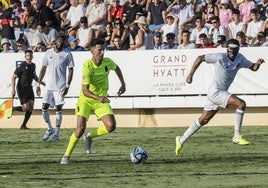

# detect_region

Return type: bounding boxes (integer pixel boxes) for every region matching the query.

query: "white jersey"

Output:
[43,48,75,90]
[205,53,253,91]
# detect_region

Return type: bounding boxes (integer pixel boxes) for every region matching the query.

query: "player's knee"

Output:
[42,104,49,111]
[106,121,116,132]
[199,118,209,126]
[238,100,246,110]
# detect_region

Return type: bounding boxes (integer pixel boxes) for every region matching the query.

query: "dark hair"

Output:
[227,39,239,46]
[25,50,33,55]
[199,33,207,39]
[90,39,105,47]
[232,9,240,15]
[210,16,220,22]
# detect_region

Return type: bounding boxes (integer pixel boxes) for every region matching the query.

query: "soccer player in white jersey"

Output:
[175,39,265,156]
[36,36,75,142]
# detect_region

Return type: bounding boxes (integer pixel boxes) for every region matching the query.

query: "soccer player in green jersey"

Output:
[61,39,126,164]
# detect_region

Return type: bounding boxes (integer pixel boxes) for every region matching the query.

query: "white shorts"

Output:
[204,87,232,111]
[42,89,65,108]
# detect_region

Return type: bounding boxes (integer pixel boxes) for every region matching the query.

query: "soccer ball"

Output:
[130,146,148,164]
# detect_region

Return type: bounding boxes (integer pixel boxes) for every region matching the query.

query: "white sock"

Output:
[234,109,244,138]
[42,109,53,130]
[55,111,62,137]
[180,119,201,144]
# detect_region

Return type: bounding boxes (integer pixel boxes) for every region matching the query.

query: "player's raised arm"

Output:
[186,55,205,84]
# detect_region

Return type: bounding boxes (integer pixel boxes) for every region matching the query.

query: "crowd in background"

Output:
[0,0,267,53]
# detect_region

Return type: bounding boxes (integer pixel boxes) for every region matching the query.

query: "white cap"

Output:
[221,0,229,4]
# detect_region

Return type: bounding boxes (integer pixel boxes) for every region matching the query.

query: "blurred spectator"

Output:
[153,31,164,50]
[147,0,167,32]
[64,36,84,51]
[239,0,256,23]
[106,34,124,50]
[30,0,61,31]
[13,0,24,21]
[76,16,95,50]
[178,30,196,49]
[1,38,15,53]
[34,21,59,49]
[32,42,46,52]
[61,0,85,32]
[190,16,208,45]
[162,32,178,49]
[227,9,246,39]
[16,38,31,52]
[167,0,195,31]
[110,18,130,50]
[213,34,227,48]
[21,0,32,29]
[23,16,38,49]
[158,13,179,43]
[85,0,107,37]
[219,0,232,29]
[260,8,268,35]
[46,0,70,27]
[203,0,219,28]
[108,0,125,23]
[252,31,268,46]
[103,22,114,47]
[130,16,154,50]
[258,0,268,21]
[245,8,263,44]
[236,31,249,47]
[208,16,228,44]
[198,33,215,48]
[0,0,20,52]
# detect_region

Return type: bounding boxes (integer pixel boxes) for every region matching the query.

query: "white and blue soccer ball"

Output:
[130,146,148,164]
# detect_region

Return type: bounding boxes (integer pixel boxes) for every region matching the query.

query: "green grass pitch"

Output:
[0,126,267,188]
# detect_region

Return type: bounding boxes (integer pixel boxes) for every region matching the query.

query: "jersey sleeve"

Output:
[238,53,253,68]
[81,60,92,85]
[205,53,221,64]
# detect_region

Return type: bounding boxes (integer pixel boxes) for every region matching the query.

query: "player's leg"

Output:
[61,115,87,164]
[20,99,34,129]
[84,103,115,154]
[41,89,54,141]
[226,94,249,145]
[175,110,218,156]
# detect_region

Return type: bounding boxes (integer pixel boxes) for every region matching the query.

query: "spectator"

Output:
[85,0,108,37]
[219,0,232,29]
[30,0,61,31]
[213,34,227,48]
[190,16,209,45]
[162,32,178,49]
[21,0,32,29]
[153,31,164,50]
[110,18,130,50]
[260,8,268,35]
[16,38,31,52]
[130,16,154,50]
[158,13,179,44]
[23,16,38,49]
[258,0,268,21]
[108,0,125,23]
[32,42,47,52]
[103,22,114,47]
[46,0,70,27]
[61,0,85,32]
[167,0,195,31]
[239,0,256,23]
[107,34,124,50]
[76,16,95,50]
[178,30,196,49]
[198,33,215,48]
[252,31,268,46]
[245,8,263,44]
[147,0,167,32]
[0,0,20,52]
[34,21,59,49]
[236,31,249,47]
[64,36,84,51]
[227,9,246,39]
[202,0,219,28]
[208,16,228,44]
[1,38,15,53]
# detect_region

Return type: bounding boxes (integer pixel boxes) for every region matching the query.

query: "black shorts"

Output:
[17,86,34,105]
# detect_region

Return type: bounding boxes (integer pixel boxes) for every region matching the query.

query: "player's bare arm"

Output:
[115,66,126,96]
[36,65,47,96]
[61,67,74,96]
[250,58,265,71]
[186,55,206,84]
[11,74,17,98]
[81,84,110,103]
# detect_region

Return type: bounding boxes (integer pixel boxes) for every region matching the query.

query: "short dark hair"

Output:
[25,50,33,55]
[199,33,207,39]
[90,39,105,48]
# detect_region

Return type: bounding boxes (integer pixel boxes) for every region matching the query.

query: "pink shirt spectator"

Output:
[219,8,232,28]
[239,0,256,23]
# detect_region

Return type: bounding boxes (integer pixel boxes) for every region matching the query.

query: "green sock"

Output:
[90,124,109,138]
[64,132,79,156]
